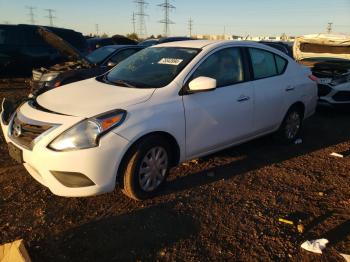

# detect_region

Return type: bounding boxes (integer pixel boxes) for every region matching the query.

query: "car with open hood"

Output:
[30,27,144,96]
[0,24,87,77]
[294,34,350,108]
[1,40,317,200]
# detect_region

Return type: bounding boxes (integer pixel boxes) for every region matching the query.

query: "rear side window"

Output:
[275,55,287,74]
[0,30,16,45]
[249,48,277,79]
[249,48,288,80]
[0,29,5,44]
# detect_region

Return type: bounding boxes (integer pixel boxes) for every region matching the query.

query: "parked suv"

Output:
[0,24,87,77]
[1,40,317,200]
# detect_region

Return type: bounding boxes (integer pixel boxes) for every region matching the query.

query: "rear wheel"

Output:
[120,136,172,200]
[276,107,303,143]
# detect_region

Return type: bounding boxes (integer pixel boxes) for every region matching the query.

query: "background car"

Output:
[0,24,87,77]
[138,36,195,47]
[1,40,317,201]
[30,41,144,96]
[294,34,350,108]
[87,35,137,53]
[259,41,294,57]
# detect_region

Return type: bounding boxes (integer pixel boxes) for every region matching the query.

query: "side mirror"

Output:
[188,76,217,93]
[107,61,117,67]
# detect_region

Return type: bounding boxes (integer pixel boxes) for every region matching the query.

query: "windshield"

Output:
[105,47,200,88]
[86,46,117,64]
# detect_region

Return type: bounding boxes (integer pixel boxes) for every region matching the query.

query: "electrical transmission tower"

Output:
[95,24,99,36]
[45,9,56,26]
[132,12,136,34]
[26,6,36,24]
[188,17,193,37]
[158,0,175,37]
[327,22,333,34]
[134,0,148,38]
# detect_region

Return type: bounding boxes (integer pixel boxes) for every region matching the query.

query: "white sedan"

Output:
[1,40,318,200]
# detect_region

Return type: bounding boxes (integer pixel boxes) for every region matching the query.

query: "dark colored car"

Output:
[259,41,293,58]
[138,36,195,47]
[0,24,87,77]
[87,37,115,52]
[30,28,144,96]
[138,38,159,47]
[87,35,137,53]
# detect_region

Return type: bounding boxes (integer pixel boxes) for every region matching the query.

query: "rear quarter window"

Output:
[249,48,288,79]
[275,55,287,74]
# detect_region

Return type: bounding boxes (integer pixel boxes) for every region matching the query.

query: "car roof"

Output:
[154,40,274,49]
[100,44,144,49]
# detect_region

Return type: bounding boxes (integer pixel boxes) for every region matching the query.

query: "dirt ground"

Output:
[0,80,349,262]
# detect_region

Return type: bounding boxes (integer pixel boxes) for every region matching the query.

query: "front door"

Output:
[183,47,254,158]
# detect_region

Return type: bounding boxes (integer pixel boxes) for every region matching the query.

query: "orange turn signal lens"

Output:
[100,115,123,130]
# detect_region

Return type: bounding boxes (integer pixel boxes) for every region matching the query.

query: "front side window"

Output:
[105,47,200,88]
[249,48,277,79]
[109,49,139,64]
[86,46,117,64]
[191,47,244,87]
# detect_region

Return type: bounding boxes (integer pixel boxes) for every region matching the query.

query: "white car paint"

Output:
[1,40,318,197]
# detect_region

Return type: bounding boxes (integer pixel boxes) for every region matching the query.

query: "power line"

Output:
[158,0,175,37]
[25,6,36,25]
[188,17,193,37]
[327,22,333,34]
[131,12,136,34]
[45,9,56,27]
[134,0,148,38]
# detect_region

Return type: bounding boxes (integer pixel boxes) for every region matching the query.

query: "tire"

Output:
[120,136,172,201]
[275,106,303,144]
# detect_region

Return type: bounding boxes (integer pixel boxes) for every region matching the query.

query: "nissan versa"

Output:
[1,40,318,200]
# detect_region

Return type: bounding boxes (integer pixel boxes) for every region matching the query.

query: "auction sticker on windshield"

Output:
[158,58,183,65]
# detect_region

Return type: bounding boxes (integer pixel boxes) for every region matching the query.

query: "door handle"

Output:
[237,95,250,102]
[286,86,295,92]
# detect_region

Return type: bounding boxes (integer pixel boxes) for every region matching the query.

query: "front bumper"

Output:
[318,80,350,106]
[1,101,130,197]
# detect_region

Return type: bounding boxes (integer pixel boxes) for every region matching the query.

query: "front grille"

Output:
[32,70,43,81]
[333,91,350,102]
[9,114,53,150]
[317,84,333,97]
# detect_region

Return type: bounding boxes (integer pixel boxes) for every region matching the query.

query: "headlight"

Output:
[49,110,126,151]
[41,72,60,82]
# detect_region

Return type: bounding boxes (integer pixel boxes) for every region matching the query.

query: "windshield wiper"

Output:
[111,79,137,88]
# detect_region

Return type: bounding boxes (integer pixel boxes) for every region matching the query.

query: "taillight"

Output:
[54,81,61,87]
[308,75,318,82]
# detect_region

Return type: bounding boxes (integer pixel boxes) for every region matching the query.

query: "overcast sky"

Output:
[1,0,349,37]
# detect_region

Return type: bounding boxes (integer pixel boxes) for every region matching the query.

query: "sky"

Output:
[0,0,349,37]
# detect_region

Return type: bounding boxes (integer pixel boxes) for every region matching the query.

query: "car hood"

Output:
[36,78,155,117]
[294,34,350,61]
[37,27,91,66]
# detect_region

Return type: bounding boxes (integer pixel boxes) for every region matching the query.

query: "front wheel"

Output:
[120,136,172,200]
[276,107,303,143]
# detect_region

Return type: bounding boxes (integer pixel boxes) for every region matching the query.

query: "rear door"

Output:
[248,47,289,133]
[183,47,254,158]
